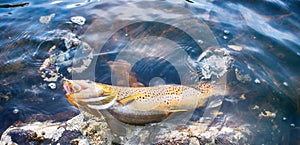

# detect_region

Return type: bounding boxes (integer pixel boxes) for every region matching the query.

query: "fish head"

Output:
[63,79,116,110]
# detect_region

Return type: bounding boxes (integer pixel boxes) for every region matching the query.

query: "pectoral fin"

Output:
[117,94,141,105]
[168,109,188,113]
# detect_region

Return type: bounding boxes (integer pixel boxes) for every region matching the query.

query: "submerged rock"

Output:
[70,16,86,26]
[0,112,248,145]
[39,14,56,24]
[0,109,269,145]
[0,112,110,145]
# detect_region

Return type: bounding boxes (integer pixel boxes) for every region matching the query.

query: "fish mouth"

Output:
[63,80,74,94]
[63,80,89,94]
[63,80,79,108]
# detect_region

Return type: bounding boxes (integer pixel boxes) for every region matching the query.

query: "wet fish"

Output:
[63,79,222,125]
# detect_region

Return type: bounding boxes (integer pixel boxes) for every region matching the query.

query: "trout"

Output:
[63,79,223,125]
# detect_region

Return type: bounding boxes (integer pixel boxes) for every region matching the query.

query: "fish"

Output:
[63,79,224,125]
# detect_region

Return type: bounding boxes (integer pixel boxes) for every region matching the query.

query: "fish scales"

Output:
[63,80,218,125]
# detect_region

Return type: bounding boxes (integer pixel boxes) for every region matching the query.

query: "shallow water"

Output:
[0,0,299,144]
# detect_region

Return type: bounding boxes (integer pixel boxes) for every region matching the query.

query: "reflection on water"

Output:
[0,0,299,144]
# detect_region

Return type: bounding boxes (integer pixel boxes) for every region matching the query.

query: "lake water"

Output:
[0,0,299,144]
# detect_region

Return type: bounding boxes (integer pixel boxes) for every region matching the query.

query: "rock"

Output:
[7,129,33,144]
[235,68,252,83]
[227,45,242,51]
[70,16,86,26]
[189,137,200,145]
[39,14,55,24]
[188,47,232,80]
[0,112,110,145]
[0,105,291,145]
[154,122,251,145]
[1,121,67,145]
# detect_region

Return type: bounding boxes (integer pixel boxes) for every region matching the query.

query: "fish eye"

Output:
[97,89,104,95]
[73,84,81,92]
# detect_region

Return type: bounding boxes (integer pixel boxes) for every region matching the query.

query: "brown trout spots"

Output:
[63,80,216,125]
[113,85,200,112]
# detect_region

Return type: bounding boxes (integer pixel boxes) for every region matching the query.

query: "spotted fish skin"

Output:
[109,84,207,124]
[63,80,216,125]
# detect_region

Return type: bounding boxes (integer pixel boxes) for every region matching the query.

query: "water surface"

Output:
[0,0,299,144]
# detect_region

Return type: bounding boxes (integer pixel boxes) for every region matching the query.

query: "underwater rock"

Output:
[0,103,292,145]
[234,68,252,83]
[39,14,56,24]
[1,121,71,144]
[70,16,86,26]
[0,112,110,145]
[0,111,254,145]
[187,47,232,80]
[38,30,94,82]
[155,124,251,144]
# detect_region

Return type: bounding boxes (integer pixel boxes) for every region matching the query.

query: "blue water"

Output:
[0,0,299,144]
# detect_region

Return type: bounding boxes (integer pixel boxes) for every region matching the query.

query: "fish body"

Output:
[63,80,217,125]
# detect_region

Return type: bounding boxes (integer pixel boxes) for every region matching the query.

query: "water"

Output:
[0,0,299,144]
